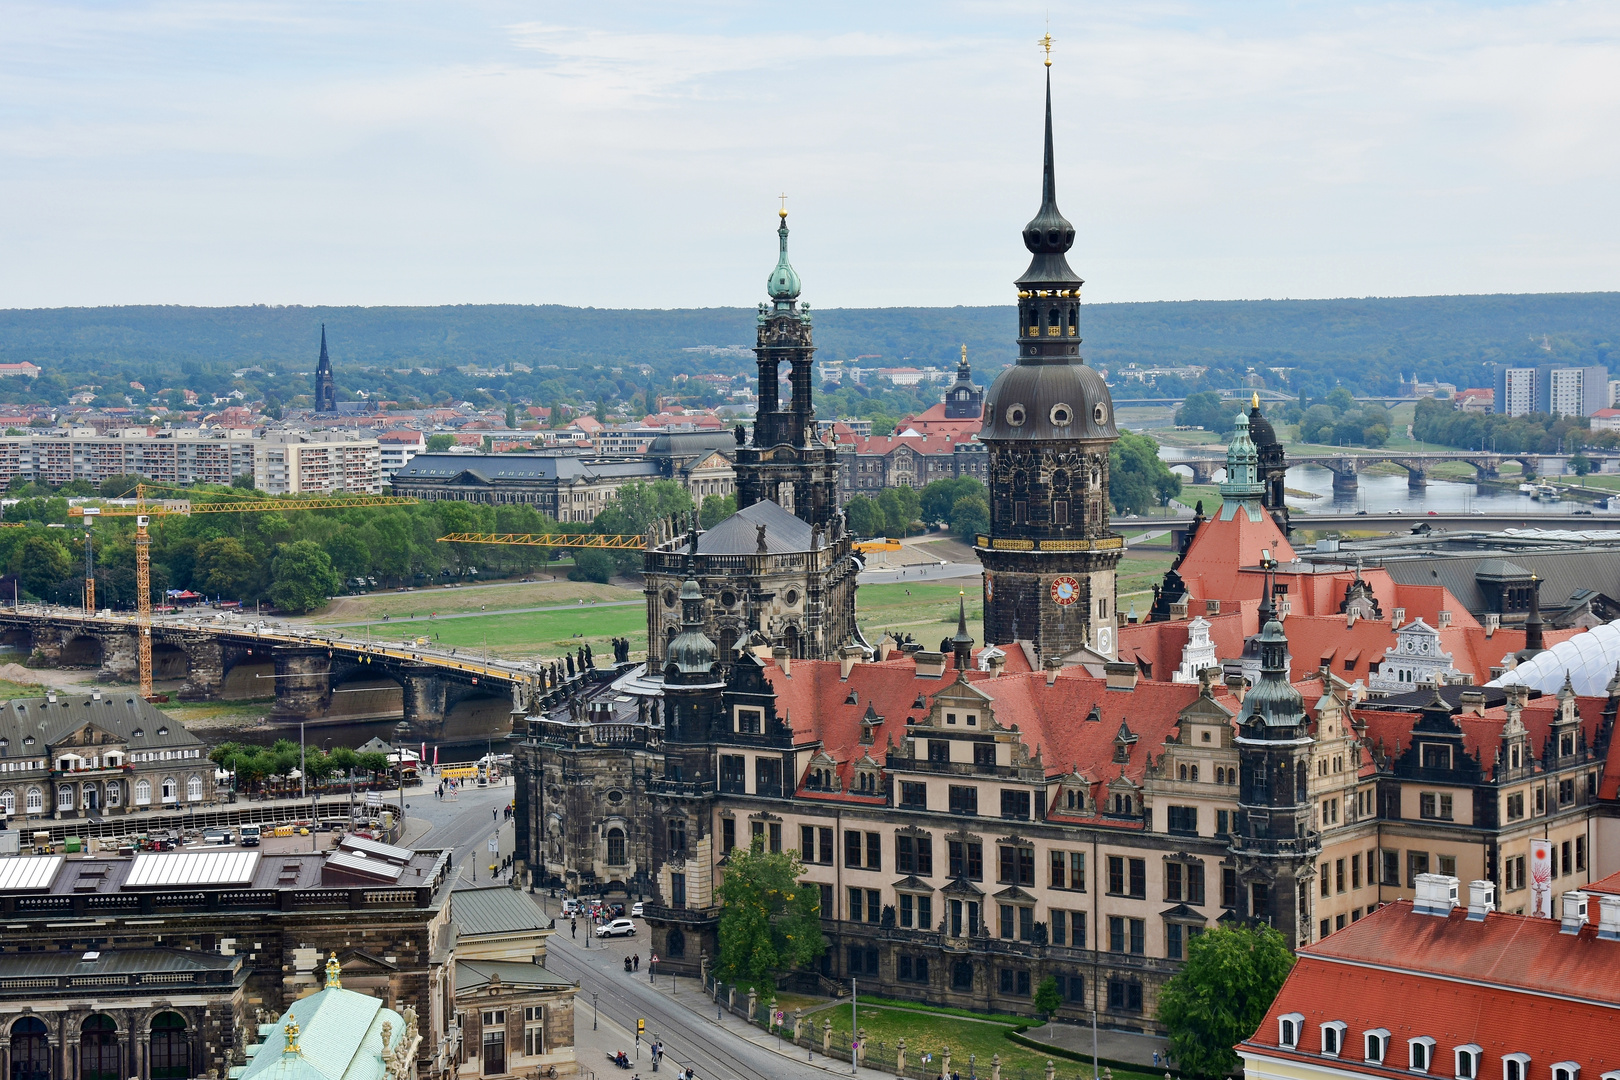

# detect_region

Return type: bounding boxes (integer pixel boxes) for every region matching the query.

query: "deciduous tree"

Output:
[1156,923,1295,1078]
[267,540,342,613]
[715,843,824,990]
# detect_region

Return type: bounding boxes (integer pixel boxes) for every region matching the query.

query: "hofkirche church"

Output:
[509,59,1620,1031]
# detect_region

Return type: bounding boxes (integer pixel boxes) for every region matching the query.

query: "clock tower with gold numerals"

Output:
[977,49,1122,659]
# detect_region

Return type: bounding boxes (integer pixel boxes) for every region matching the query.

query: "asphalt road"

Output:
[404,777,516,884]
[541,927,876,1080]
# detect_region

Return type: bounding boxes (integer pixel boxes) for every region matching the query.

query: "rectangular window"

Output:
[918,895,932,930]
[898,835,915,874]
[1321,864,1331,898]
[1000,789,1031,819]
[1507,792,1524,820]
[948,786,978,815]
[899,893,914,928]
[1222,867,1238,909]
[1577,835,1587,872]
[1053,500,1069,525]
[974,743,996,770]
[1000,903,1015,940]
[1166,862,1183,902]
[769,822,782,853]
[915,837,932,876]
[1438,854,1456,878]
[818,883,833,915]
[1167,805,1198,834]
[948,839,983,880]
[801,825,815,859]
[755,758,783,798]
[1108,916,1125,952]
[848,887,864,923]
[867,889,881,923]
[1382,849,1401,886]
[846,831,863,868]
[1505,855,1526,891]
[818,827,834,864]
[927,741,950,764]
[1109,856,1125,895]
[1407,851,1430,886]
[1559,777,1575,806]
[900,781,927,809]
[523,1008,545,1057]
[1561,840,1572,876]
[1107,980,1142,1014]
[719,755,745,794]
[1166,923,1183,960]
[722,817,736,854]
[1351,854,1362,890]
[670,872,686,908]
[1129,858,1146,898]
[1129,918,1144,955]
[737,708,762,734]
[1335,859,1345,894]
[1051,909,1067,945]
[867,832,882,871]
[1216,809,1231,836]
[1019,905,1035,941]
[1073,911,1087,948]
[1187,863,1205,906]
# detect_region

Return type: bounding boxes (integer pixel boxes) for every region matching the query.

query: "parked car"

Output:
[1573,508,1594,516]
[631,901,644,917]
[596,918,636,938]
[560,898,581,917]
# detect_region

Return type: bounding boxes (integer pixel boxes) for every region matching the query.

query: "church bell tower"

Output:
[976,52,1122,658]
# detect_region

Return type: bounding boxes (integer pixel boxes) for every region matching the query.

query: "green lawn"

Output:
[305,578,629,624]
[813,1002,1158,1080]
[857,582,982,646]
[338,603,648,660]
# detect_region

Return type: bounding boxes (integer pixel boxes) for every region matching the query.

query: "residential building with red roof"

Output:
[1456,386,1495,413]
[841,431,988,497]
[1239,880,1620,1079]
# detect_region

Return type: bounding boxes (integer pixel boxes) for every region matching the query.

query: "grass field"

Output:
[339,602,649,660]
[813,1002,1158,1080]
[306,578,629,624]
[857,582,983,646]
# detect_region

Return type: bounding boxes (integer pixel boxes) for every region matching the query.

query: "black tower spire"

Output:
[314,324,336,413]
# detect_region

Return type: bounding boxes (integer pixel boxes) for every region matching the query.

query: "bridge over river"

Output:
[1167,448,1620,490]
[0,608,590,746]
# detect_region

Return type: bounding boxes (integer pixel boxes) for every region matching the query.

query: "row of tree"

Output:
[208,740,393,793]
[1411,395,1617,454]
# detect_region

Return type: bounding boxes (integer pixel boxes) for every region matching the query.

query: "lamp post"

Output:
[592,992,598,1031]
[393,719,409,823]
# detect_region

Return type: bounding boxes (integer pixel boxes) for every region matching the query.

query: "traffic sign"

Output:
[637,1019,645,1033]
[487,836,499,853]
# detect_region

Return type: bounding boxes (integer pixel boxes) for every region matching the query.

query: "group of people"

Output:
[621,952,643,972]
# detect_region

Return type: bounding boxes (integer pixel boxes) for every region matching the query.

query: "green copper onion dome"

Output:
[766,208,801,301]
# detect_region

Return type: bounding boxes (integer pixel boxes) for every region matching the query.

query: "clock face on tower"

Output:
[1051,576,1081,606]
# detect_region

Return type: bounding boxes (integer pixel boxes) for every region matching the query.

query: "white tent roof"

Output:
[1488,618,1620,697]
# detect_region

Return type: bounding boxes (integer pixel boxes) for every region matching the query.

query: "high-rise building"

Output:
[977,62,1122,659]
[1494,364,1609,418]
[314,325,337,414]
[1495,366,1538,417]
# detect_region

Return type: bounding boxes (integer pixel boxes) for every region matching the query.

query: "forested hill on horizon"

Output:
[0,292,1614,400]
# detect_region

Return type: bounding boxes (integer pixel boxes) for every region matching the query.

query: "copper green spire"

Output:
[766,201,801,302]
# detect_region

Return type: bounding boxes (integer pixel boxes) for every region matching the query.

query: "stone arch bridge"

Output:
[0,611,544,744]
[1171,450,1620,490]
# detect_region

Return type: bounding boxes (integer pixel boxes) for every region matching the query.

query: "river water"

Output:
[1158,447,1599,516]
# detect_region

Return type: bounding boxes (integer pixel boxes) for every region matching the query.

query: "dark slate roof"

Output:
[392,453,660,485]
[1382,550,1620,614]
[454,959,574,993]
[645,431,735,460]
[0,947,240,978]
[696,500,813,556]
[0,692,204,752]
[453,886,551,938]
[1356,684,1528,713]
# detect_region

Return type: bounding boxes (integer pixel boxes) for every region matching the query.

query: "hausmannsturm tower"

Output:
[977,55,1122,659]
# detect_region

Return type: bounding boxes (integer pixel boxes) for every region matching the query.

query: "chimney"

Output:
[1104,662,1138,691]
[913,651,947,679]
[878,636,895,662]
[1044,656,1063,686]
[1392,607,1406,626]
[1597,895,1620,940]
[1438,609,1452,628]
[1466,879,1496,921]
[1346,610,1357,629]
[1412,873,1459,916]
[987,651,1006,678]
[1459,689,1486,717]
[1484,613,1500,635]
[838,645,863,680]
[1169,600,1189,620]
[1559,891,1589,934]
[91,689,102,702]
[1204,599,1221,616]
[771,646,791,677]
[1225,674,1248,705]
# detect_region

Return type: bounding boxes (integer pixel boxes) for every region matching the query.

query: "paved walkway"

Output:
[1019,1021,1169,1069]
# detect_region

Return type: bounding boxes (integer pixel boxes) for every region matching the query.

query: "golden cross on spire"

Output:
[1040,21,1053,66]
[778,192,788,219]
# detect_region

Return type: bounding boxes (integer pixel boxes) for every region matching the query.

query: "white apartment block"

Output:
[377,431,426,480]
[253,433,383,495]
[0,428,259,488]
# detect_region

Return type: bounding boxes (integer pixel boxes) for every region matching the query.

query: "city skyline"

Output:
[2,1,1617,309]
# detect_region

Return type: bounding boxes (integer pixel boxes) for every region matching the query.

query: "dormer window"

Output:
[1456,1046,1482,1080]
[1277,1013,1302,1048]
[1320,1021,1346,1057]
[1410,1036,1436,1073]
[1551,1064,1579,1080]
[157,726,168,736]
[1503,1054,1531,1080]
[1365,1030,1389,1063]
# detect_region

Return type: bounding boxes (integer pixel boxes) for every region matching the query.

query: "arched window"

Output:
[667,927,687,958]
[1190,765,1199,782]
[80,1015,119,1080]
[187,776,202,802]
[149,1013,190,1080]
[25,787,41,814]
[105,783,120,807]
[0,789,12,815]
[606,828,626,866]
[161,778,177,803]
[1215,767,1225,785]
[12,1016,50,1080]
[57,786,73,811]
[135,779,152,806]
[1178,764,1187,781]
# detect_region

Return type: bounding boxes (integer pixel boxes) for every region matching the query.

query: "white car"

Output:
[596,918,636,938]
[631,901,644,917]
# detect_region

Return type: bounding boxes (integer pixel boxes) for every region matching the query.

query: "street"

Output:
[403,776,517,884]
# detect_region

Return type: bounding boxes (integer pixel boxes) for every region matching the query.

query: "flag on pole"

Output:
[433,746,439,767]
[421,741,427,763]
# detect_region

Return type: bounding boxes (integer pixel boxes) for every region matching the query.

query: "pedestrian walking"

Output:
[570,919,577,938]
[633,953,640,971]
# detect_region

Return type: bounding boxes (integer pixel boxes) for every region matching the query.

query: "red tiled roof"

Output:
[1243,899,1620,1070]
[1173,508,1297,604]
[1354,694,1607,769]
[849,432,972,456]
[1587,869,1620,896]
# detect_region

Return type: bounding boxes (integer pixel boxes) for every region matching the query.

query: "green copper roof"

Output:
[1218,410,1265,520]
[240,986,404,1080]
[767,212,801,301]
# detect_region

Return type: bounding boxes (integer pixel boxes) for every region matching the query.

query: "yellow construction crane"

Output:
[437,532,647,549]
[70,484,416,698]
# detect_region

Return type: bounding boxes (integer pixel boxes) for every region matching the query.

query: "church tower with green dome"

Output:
[977,53,1123,659]
[734,206,840,529]
[1218,410,1267,520]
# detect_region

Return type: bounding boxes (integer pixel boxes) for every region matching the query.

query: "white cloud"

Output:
[0,1,1615,307]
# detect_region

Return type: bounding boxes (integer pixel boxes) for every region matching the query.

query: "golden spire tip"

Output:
[778,192,788,219]
[1039,29,1053,66]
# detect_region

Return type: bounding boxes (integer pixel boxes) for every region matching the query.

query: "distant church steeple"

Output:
[314,325,336,413]
[944,344,984,420]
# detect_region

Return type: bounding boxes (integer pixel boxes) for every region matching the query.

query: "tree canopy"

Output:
[1156,923,1296,1078]
[714,842,825,990]
[1110,431,1183,513]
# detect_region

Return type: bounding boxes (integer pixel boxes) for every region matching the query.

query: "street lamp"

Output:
[592,992,598,1031]
[393,719,410,823]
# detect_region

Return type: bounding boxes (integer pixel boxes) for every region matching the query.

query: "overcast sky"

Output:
[2,1,1617,309]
